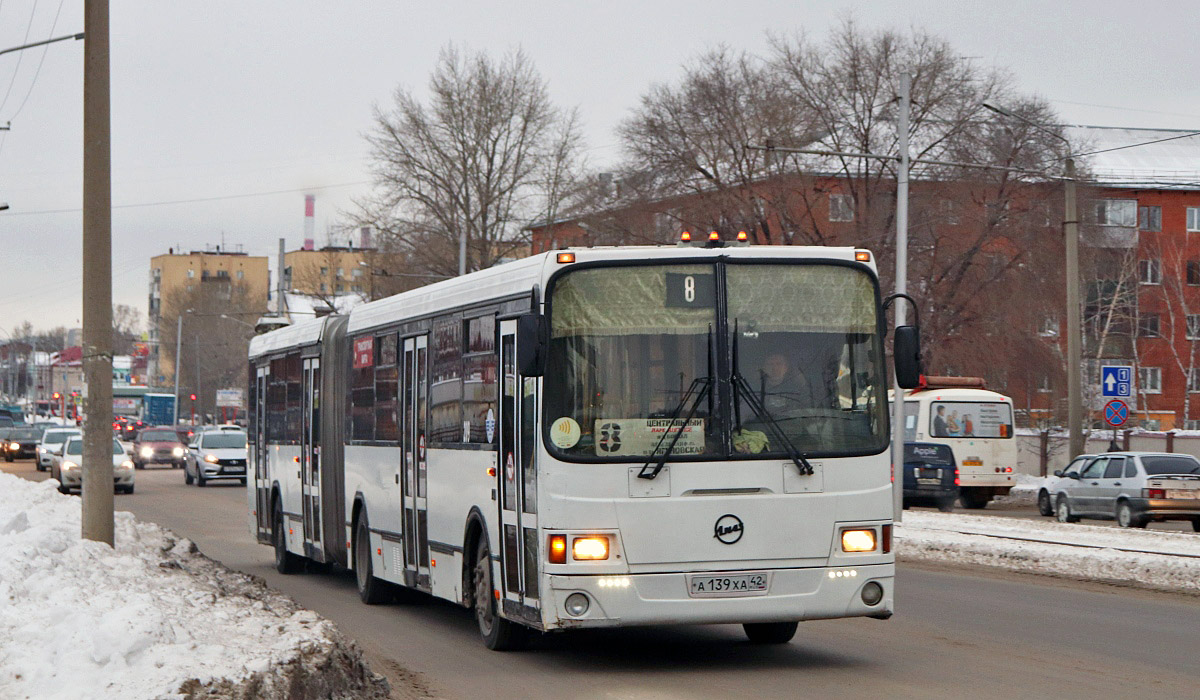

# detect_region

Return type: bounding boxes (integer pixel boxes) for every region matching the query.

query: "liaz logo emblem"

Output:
[713,514,744,544]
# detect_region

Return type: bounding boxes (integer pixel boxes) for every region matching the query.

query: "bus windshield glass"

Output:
[929,401,1012,438]
[727,263,887,456]
[546,264,720,459]
[545,262,888,460]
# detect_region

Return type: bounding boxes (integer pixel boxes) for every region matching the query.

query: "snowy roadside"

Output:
[0,472,390,700]
[896,511,1200,594]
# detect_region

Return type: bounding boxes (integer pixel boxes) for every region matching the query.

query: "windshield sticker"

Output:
[593,418,705,456]
[550,417,581,449]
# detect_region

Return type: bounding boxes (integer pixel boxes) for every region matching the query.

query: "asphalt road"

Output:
[6,456,1200,699]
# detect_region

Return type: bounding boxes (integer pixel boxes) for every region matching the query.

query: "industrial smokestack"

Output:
[360,226,372,249]
[304,195,315,251]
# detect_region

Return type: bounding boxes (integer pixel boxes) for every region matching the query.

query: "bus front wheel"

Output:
[273,500,302,574]
[743,621,798,644]
[472,543,526,651]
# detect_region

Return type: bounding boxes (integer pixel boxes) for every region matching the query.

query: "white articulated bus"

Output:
[248,242,921,649]
[897,378,1018,508]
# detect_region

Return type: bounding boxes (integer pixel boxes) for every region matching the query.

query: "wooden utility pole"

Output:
[81,0,113,545]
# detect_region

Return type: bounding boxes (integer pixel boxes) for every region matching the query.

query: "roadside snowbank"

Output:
[0,472,388,700]
[897,511,1200,594]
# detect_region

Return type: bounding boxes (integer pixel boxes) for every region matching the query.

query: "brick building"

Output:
[530,125,1200,431]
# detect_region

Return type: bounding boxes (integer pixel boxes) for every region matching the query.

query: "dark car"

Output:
[903,442,959,512]
[4,427,42,462]
[132,427,188,469]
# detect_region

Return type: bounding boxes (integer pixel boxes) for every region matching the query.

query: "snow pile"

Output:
[0,472,388,700]
[897,511,1200,593]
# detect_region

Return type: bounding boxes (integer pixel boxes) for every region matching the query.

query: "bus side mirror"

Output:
[517,314,548,377]
[893,325,922,389]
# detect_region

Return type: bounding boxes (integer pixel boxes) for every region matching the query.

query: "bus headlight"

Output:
[572,536,609,561]
[861,581,884,606]
[841,529,877,552]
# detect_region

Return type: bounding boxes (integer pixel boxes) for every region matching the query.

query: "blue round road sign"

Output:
[1104,399,1129,427]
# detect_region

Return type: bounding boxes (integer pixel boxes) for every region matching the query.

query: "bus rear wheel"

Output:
[743,621,798,644]
[959,490,991,509]
[472,543,526,651]
[354,512,389,604]
[273,500,302,574]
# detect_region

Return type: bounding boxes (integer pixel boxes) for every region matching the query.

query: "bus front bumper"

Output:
[542,563,894,630]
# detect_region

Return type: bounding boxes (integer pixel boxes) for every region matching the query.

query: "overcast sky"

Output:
[1,0,1198,333]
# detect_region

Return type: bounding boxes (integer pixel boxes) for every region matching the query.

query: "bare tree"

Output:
[356,45,586,277]
[1141,237,1197,427]
[112,304,142,356]
[161,281,265,422]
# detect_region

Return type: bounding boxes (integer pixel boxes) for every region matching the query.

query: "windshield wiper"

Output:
[730,319,814,476]
[639,325,714,480]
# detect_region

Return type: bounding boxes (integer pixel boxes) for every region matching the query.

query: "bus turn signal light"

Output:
[855,250,871,262]
[556,252,575,264]
[841,529,877,553]
[548,534,567,563]
[572,536,609,561]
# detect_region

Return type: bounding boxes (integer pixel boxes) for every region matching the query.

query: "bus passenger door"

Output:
[254,366,271,541]
[497,319,540,622]
[402,335,431,590]
[301,358,322,559]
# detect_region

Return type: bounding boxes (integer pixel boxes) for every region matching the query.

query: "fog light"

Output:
[841,529,877,552]
[861,581,884,606]
[564,592,590,617]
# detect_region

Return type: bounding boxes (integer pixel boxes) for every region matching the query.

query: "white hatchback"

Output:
[51,436,135,494]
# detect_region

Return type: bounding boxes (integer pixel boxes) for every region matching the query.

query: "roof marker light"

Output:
[708,231,720,242]
[736,231,748,242]
[556,252,575,264]
[855,251,871,262]
[680,231,691,242]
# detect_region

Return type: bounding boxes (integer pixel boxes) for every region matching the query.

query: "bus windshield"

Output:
[544,262,888,460]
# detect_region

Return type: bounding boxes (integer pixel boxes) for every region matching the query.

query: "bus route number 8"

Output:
[683,275,695,303]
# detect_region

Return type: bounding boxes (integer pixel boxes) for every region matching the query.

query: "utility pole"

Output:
[172,313,183,424]
[81,0,113,545]
[890,73,911,522]
[1064,158,1083,458]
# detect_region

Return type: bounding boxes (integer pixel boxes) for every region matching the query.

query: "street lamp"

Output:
[982,103,1083,459]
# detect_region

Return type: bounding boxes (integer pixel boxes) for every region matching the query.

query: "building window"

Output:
[337,267,344,278]
[1188,315,1200,340]
[1185,419,1200,430]
[1138,313,1160,338]
[320,266,328,276]
[335,283,344,293]
[1139,367,1161,394]
[1189,261,1200,286]
[1139,259,1161,285]
[1188,207,1200,232]
[352,268,363,279]
[1037,375,1052,393]
[187,269,195,279]
[1092,199,1137,227]
[236,270,244,280]
[1139,206,1162,232]
[829,193,854,222]
[319,282,327,293]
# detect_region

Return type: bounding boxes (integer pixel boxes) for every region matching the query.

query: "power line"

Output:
[0,0,40,115]
[1051,98,1200,122]
[7,0,66,122]
[0,179,373,216]
[1071,130,1200,159]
